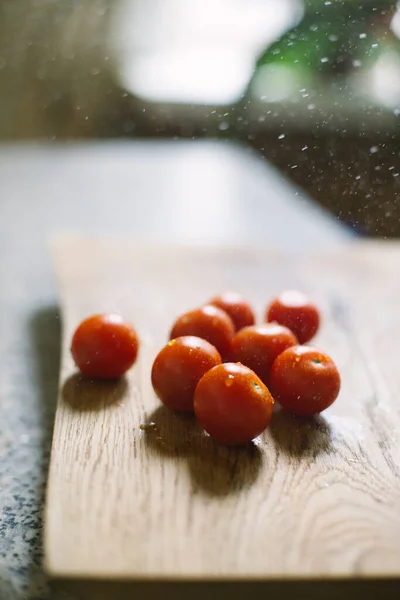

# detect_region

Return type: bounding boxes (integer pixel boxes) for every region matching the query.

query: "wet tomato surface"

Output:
[209,292,255,332]
[151,336,221,412]
[269,345,340,416]
[71,313,139,379]
[266,290,320,344]
[232,323,297,385]
[170,305,235,360]
[194,362,274,445]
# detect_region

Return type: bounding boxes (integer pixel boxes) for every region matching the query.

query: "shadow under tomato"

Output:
[269,408,332,458]
[62,373,128,412]
[144,405,263,497]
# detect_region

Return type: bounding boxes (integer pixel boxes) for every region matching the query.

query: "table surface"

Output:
[0,140,351,600]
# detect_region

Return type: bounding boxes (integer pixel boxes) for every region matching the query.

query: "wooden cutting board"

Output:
[45,237,400,581]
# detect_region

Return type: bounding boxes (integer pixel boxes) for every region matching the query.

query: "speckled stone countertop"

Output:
[0,141,349,600]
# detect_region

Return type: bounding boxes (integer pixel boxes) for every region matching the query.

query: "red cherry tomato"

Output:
[266,290,320,344]
[194,363,274,445]
[232,324,297,385]
[151,336,222,412]
[269,345,340,416]
[209,292,255,332]
[71,313,139,379]
[170,305,235,361]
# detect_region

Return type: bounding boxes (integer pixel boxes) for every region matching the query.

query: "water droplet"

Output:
[218,121,229,131]
[320,57,329,63]
[140,422,157,431]
[307,103,316,110]
[353,59,362,68]
[328,34,338,42]
[359,33,367,39]
[278,133,285,139]
[225,375,234,387]
[319,481,330,489]
[369,145,379,154]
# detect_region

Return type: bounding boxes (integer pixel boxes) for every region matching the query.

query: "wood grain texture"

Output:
[45,237,400,580]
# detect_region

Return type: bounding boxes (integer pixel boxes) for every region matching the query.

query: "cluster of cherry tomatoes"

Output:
[71,291,340,446]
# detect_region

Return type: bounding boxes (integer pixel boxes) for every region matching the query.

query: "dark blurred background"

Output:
[0,0,399,236]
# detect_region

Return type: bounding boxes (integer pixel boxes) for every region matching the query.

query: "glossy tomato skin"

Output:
[71,313,139,379]
[269,345,340,416]
[169,305,235,361]
[151,336,221,412]
[209,292,255,332]
[266,290,320,344]
[194,363,274,445]
[232,324,297,385]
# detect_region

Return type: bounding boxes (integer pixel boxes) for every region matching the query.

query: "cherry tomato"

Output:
[269,345,340,416]
[71,313,139,379]
[232,324,297,385]
[151,336,221,412]
[194,363,274,445]
[209,292,255,332]
[170,305,235,360]
[266,290,320,344]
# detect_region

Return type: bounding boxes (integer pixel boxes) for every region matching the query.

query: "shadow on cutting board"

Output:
[54,578,400,600]
[269,409,332,458]
[144,405,263,497]
[62,373,128,411]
